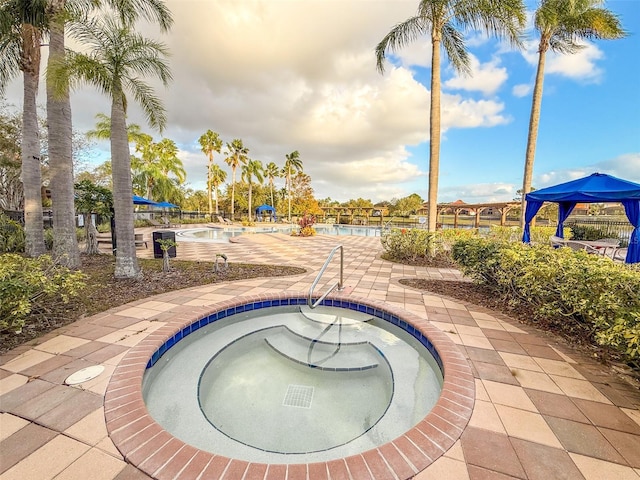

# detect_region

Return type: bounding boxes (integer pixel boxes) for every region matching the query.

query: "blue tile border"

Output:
[145,296,444,374]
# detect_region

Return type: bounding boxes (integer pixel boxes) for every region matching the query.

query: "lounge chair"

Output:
[149,218,169,228]
[565,240,600,254]
[612,247,628,262]
[549,235,566,248]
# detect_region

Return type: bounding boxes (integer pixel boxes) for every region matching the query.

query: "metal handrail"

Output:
[308,245,344,309]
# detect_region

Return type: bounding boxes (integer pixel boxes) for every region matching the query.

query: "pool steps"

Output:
[264,325,380,371]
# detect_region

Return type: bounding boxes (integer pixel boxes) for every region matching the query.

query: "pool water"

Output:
[142,305,443,463]
[176,225,381,243]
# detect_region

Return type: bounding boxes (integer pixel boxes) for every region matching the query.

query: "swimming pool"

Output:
[105,293,474,480]
[176,224,382,243]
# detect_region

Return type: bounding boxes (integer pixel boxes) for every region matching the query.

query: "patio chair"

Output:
[134,233,148,249]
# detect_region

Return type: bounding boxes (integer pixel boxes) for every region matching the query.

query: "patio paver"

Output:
[1,229,638,479]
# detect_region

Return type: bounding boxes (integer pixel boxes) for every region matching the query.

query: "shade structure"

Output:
[522,173,640,263]
[155,201,179,209]
[132,195,158,206]
[255,204,275,214]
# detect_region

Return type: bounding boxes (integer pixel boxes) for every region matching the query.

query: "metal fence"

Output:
[565,218,633,244]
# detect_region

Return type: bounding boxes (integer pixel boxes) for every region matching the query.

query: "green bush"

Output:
[381,228,478,261]
[568,224,616,241]
[487,225,572,244]
[381,228,437,261]
[0,254,87,333]
[0,214,25,253]
[452,238,640,363]
[44,228,54,250]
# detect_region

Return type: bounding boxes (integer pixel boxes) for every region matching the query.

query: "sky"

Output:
[4,0,640,204]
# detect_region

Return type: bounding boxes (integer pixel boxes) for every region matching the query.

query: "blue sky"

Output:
[404,0,640,203]
[4,0,639,204]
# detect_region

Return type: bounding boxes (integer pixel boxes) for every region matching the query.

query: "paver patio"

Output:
[1,228,639,479]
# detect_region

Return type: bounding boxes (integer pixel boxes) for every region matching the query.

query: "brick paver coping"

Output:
[104,292,474,480]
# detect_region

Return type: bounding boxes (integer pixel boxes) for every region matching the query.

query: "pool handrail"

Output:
[308,244,344,309]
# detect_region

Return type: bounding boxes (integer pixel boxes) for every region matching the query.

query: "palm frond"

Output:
[375,15,431,74]
[125,76,166,132]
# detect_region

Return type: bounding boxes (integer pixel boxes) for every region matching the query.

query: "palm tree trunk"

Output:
[231,167,236,220]
[520,46,547,228]
[21,33,45,257]
[270,181,274,209]
[214,186,219,215]
[248,183,252,221]
[47,4,80,268]
[207,158,213,219]
[111,90,140,278]
[287,171,292,221]
[427,36,442,233]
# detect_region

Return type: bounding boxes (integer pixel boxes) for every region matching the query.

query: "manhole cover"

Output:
[65,365,105,385]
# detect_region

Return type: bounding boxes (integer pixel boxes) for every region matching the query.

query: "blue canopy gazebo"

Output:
[255,204,275,214]
[255,204,276,220]
[522,173,640,264]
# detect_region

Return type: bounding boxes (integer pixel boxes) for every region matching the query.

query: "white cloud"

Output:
[535,153,640,188]
[444,55,509,96]
[520,38,605,82]
[512,83,532,97]
[438,183,517,203]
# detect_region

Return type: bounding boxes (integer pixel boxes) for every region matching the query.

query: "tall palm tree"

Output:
[224,138,248,220]
[54,14,171,278]
[0,0,48,257]
[376,0,525,232]
[241,159,263,221]
[209,164,227,216]
[519,0,625,227]
[265,161,280,210]
[45,0,172,269]
[198,129,223,219]
[283,150,302,221]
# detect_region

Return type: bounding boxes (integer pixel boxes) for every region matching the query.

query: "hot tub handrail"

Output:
[308,244,344,309]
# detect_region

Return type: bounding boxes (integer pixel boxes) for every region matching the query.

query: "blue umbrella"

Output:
[133,195,159,205]
[155,201,179,209]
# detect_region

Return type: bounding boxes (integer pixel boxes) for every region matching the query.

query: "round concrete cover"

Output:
[65,365,105,385]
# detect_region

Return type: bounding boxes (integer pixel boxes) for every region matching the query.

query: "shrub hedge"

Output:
[0,254,87,333]
[451,238,640,363]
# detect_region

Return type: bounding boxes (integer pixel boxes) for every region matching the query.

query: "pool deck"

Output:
[1,227,639,480]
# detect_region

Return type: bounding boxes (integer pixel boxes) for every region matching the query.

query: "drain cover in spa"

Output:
[283,384,314,408]
[65,365,105,385]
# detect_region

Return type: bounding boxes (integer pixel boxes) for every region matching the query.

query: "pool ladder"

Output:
[308,245,344,309]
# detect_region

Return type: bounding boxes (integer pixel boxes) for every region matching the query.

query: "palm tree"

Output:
[376,0,525,232]
[224,138,249,220]
[265,161,280,211]
[198,129,223,219]
[0,0,48,257]
[86,112,147,145]
[209,164,227,215]
[45,0,172,269]
[283,150,302,221]
[54,14,171,278]
[132,135,185,201]
[241,159,264,221]
[519,0,625,226]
